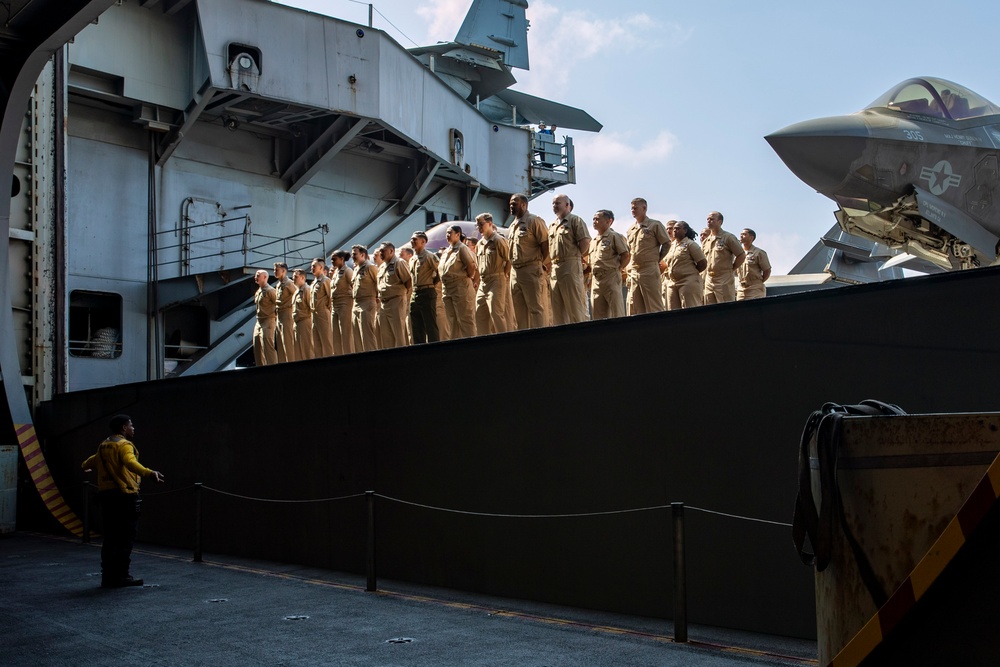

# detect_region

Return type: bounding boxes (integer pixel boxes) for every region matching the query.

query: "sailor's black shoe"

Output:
[102,576,144,588]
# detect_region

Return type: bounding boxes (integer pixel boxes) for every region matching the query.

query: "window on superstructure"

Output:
[68,291,122,359]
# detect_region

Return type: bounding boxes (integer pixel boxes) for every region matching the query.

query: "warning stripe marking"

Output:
[829,449,1000,667]
[15,423,84,537]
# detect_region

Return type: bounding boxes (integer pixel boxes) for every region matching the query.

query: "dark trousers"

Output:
[410,288,440,344]
[99,490,140,582]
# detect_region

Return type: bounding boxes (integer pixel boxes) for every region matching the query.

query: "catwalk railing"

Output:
[81,482,792,645]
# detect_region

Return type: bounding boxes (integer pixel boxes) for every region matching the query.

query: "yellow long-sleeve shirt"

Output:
[81,436,154,493]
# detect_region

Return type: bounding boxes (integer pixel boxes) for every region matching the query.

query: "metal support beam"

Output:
[282,116,367,194]
[400,158,441,215]
[157,78,215,167]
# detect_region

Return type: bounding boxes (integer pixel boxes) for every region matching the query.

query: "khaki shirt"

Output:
[292,285,312,322]
[509,213,548,267]
[377,256,412,301]
[737,245,771,287]
[309,275,332,313]
[255,284,277,320]
[589,229,629,280]
[702,230,744,278]
[440,243,476,286]
[410,249,440,290]
[352,260,378,300]
[548,214,590,264]
[476,232,510,279]
[626,218,670,271]
[665,239,707,282]
[274,276,296,313]
[331,266,354,304]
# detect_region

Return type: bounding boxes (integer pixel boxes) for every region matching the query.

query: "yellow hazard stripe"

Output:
[828,450,1000,667]
[15,423,84,537]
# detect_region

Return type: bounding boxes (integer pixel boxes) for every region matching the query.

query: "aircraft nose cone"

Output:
[766,115,870,196]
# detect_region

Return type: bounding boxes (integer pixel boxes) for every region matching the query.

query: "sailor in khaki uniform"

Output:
[663,221,708,310]
[252,269,278,366]
[408,231,441,344]
[290,269,314,361]
[548,194,591,325]
[508,193,550,330]
[272,262,297,363]
[309,258,334,357]
[588,209,630,319]
[398,246,415,344]
[439,225,478,339]
[474,213,511,336]
[736,228,772,301]
[376,242,412,348]
[350,245,380,352]
[329,250,355,354]
[701,211,745,304]
[625,197,670,315]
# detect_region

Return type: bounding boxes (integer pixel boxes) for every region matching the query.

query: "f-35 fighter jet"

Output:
[767,77,1000,271]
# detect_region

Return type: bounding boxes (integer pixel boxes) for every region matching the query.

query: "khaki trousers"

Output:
[627,268,664,315]
[332,300,354,355]
[476,275,510,336]
[312,306,334,357]
[378,295,409,348]
[253,317,277,366]
[550,261,588,325]
[510,262,546,330]
[352,297,379,352]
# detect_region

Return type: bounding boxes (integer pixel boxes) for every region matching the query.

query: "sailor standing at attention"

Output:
[588,209,630,320]
[291,268,314,360]
[474,213,511,335]
[376,242,412,348]
[663,220,707,310]
[439,225,478,339]
[329,250,355,354]
[736,228,771,301]
[548,194,591,325]
[508,193,550,330]
[407,231,441,344]
[252,269,278,366]
[309,258,334,357]
[625,197,670,315]
[701,211,745,304]
[272,262,297,363]
[351,244,380,352]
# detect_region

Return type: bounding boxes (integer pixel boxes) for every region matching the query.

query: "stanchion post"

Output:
[193,482,203,563]
[672,501,688,643]
[82,482,91,543]
[366,490,376,592]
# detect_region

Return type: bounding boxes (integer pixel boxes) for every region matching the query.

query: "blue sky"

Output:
[277,0,999,272]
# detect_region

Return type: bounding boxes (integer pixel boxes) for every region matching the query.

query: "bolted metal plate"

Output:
[385,638,415,644]
[283,615,309,621]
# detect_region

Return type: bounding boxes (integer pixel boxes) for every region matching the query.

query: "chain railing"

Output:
[81,481,791,645]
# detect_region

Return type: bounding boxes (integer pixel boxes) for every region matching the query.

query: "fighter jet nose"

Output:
[766,115,870,196]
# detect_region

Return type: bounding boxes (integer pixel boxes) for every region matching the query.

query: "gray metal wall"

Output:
[32,266,1000,639]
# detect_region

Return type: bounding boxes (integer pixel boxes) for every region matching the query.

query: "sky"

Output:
[276,0,1000,273]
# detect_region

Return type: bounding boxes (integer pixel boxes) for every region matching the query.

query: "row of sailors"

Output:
[251,194,771,365]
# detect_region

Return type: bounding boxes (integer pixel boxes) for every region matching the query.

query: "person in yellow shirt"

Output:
[81,415,163,588]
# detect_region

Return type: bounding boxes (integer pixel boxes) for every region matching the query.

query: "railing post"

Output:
[193,482,203,563]
[82,482,91,543]
[671,502,688,643]
[366,490,376,592]
[368,3,373,27]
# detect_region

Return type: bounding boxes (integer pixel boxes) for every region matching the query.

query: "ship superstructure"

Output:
[8,0,599,400]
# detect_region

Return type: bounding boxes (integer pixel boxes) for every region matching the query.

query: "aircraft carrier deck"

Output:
[1,532,816,666]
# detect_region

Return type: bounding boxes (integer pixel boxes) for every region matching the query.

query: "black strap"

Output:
[792,400,904,608]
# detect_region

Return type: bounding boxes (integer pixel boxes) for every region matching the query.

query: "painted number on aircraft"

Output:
[902,130,924,141]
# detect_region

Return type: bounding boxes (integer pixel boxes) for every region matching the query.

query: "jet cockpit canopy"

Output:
[865,77,1000,121]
